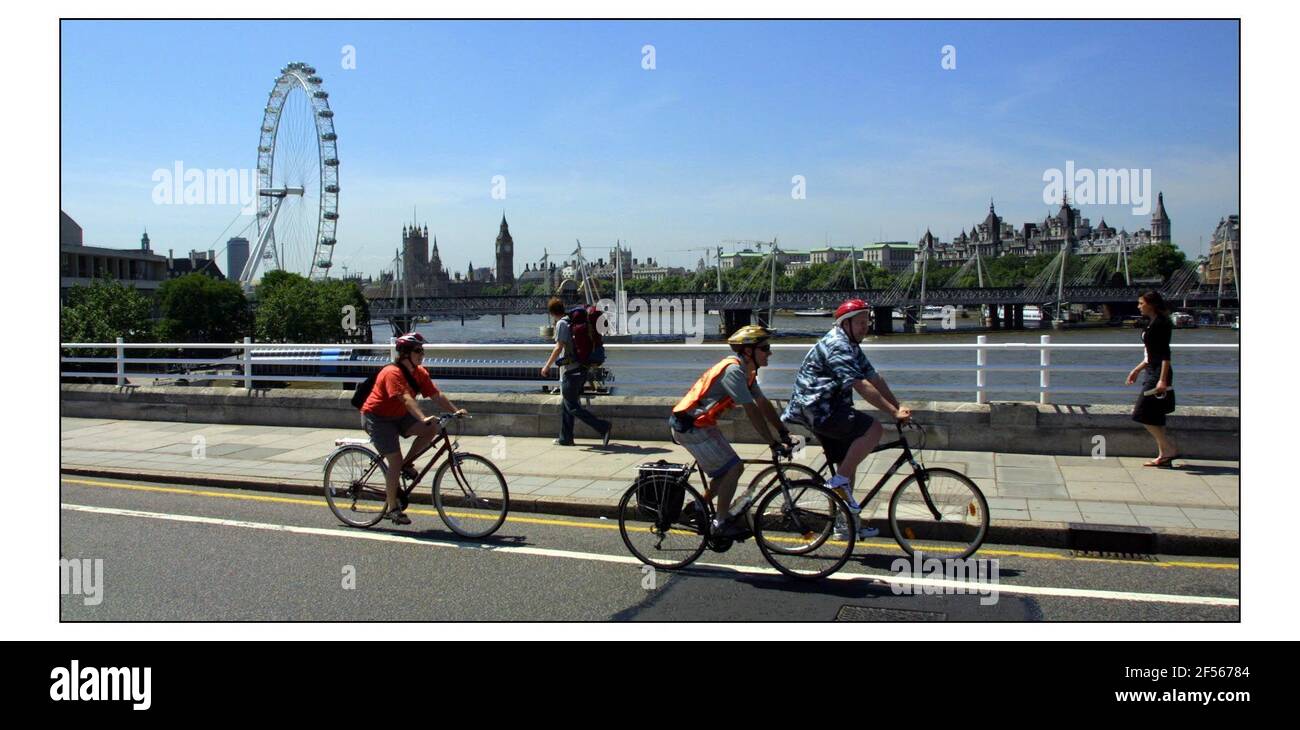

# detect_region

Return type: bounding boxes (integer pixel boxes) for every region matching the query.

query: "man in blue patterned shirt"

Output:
[782,299,911,538]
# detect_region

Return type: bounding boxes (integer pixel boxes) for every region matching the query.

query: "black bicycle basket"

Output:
[635,460,690,530]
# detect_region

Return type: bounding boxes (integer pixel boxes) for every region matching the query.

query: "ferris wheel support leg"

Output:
[242,193,289,285]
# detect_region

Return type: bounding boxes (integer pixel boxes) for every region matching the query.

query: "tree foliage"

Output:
[60,278,155,344]
[254,272,369,343]
[155,274,251,342]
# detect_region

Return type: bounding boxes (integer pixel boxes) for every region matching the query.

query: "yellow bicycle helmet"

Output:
[727,325,772,347]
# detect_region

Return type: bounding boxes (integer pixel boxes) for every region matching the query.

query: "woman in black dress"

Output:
[1126,291,1178,466]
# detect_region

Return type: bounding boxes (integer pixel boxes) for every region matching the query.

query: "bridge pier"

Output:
[872,306,894,335]
[986,305,1001,330]
[721,308,753,338]
[901,307,916,334]
[1002,304,1017,330]
[1012,304,1024,330]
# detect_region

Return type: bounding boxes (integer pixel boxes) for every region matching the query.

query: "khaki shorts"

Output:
[671,420,740,478]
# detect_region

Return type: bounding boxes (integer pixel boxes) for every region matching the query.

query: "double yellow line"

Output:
[60,477,1238,571]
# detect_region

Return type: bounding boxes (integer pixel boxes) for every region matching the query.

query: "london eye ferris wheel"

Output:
[240,61,339,284]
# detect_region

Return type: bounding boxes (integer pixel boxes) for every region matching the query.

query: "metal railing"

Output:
[60,336,1239,405]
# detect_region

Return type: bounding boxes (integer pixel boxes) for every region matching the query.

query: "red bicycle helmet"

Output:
[395,332,427,354]
[834,299,871,327]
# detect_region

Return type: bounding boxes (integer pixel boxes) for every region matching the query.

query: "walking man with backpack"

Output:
[541,297,613,447]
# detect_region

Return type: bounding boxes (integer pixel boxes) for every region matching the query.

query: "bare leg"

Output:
[1143,424,1177,459]
[403,421,437,472]
[382,450,403,511]
[835,420,884,493]
[711,462,745,518]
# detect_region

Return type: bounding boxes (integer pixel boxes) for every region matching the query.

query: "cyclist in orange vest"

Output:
[670,325,793,537]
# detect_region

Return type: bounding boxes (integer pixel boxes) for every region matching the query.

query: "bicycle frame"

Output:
[818,428,947,521]
[352,417,466,498]
[682,454,829,539]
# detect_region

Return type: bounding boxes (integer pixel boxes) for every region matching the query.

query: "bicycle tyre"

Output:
[887,467,989,560]
[432,452,510,539]
[754,480,855,580]
[617,479,709,571]
[323,445,388,528]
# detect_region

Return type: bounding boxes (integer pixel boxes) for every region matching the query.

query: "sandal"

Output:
[1142,455,1178,468]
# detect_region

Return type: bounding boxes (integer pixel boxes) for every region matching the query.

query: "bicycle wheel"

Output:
[617,477,708,571]
[323,446,388,528]
[754,480,855,580]
[888,467,989,560]
[432,453,510,539]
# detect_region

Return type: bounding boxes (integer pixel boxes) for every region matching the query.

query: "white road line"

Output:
[61,503,1239,608]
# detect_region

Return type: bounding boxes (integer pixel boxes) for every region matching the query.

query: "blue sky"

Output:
[60,19,1238,278]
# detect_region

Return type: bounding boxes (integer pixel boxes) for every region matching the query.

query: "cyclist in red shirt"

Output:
[360,332,467,524]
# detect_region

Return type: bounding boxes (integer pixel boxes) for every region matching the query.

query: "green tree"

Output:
[313,278,370,341]
[1128,243,1188,280]
[254,273,317,342]
[254,272,372,343]
[60,278,155,344]
[155,274,251,343]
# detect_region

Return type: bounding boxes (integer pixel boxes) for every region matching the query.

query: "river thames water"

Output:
[371,312,1240,407]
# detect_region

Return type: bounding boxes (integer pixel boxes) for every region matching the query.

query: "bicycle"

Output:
[807,420,989,560]
[617,439,857,580]
[322,413,510,539]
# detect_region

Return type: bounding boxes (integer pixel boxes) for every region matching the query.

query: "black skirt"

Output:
[1132,366,1175,426]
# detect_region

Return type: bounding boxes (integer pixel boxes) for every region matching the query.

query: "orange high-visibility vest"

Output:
[672,356,756,428]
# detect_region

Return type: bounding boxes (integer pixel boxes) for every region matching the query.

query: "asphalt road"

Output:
[59,475,1240,622]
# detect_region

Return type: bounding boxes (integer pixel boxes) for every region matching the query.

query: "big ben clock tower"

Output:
[495,213,515,287]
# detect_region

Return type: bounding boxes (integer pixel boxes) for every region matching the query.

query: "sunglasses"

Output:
[757,344,772,353]
[411,347,424,354]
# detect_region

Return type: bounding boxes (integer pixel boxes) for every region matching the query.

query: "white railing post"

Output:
[1039,334,1051,405]
[242,337,253,390]
[975,335,987,404]
[115,337,125,386]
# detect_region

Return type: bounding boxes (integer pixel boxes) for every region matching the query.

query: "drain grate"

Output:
[835,606,947,622]
[1070,550,1158,562]
[1067,523,1157,555]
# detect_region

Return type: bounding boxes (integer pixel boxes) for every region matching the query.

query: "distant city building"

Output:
[519,261,560,290]
[629,258,687,282]
[495,214,515,287]
[227,237,249,282]
[588,243,635,279]
[365,219,512,298]
[861,242,919,274]
[922,194,1173,266]
[398,222,453,295]
[808,246,856,265]
[1202,214,1240,286]
[719,249,766,270]
[59,211,169,298]
[168,249,225,279]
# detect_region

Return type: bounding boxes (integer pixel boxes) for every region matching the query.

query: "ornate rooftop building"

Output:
[921,192,1173,265]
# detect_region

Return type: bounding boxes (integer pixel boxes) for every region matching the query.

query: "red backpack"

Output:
[565,305,607,366]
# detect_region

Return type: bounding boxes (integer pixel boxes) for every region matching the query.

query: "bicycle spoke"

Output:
[889,468,989,560]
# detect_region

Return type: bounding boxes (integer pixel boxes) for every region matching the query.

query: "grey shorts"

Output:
[670,420,740,479]
[362,412,420,455]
